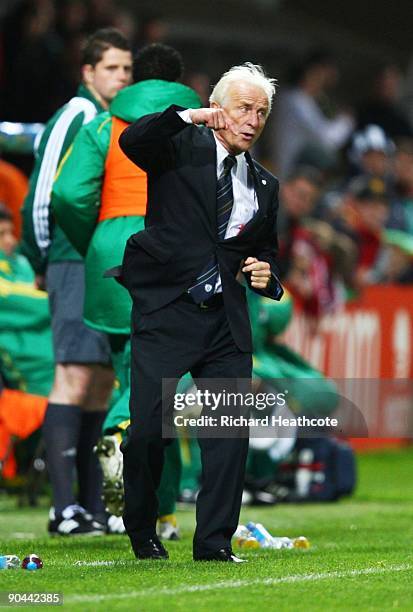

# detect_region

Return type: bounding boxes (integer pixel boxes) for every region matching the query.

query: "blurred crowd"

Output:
[0,0,144,122]
[1,2,413,327]
[273,50,413,318]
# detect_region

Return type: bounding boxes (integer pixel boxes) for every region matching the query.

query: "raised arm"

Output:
[119,105,230,172]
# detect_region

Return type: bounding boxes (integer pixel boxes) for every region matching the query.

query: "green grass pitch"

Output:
[0,448,412,611]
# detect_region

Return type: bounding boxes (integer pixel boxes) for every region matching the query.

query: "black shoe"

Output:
[194,547,246,563]
[48,505,105,537]
[133,537,169,560]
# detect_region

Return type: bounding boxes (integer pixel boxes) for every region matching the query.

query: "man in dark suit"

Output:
[117,62,283,562]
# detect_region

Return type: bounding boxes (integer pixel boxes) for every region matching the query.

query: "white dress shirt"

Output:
[178,109,258,292]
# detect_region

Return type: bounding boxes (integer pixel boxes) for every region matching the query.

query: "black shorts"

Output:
[46,261,111,365]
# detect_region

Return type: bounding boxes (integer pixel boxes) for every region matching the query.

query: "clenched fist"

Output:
[242,257,271,289]
[189,108,233,131]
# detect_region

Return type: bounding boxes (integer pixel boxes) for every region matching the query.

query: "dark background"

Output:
[1,0,413,169]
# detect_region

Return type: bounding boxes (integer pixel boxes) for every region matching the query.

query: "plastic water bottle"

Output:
[271,536,294,550]
[246,522,273,548]
[235,524,310,551]
[0,555,21,569]
[234,525,250,539]
[295,448,314,498]
[234,525,260,549]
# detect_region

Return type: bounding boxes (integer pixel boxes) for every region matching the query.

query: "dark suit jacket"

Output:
[117,105,283,352]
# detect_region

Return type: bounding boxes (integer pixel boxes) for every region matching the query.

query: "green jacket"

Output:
[248,291,337,416]
[20,85,104,274]
[0,249,54,396]
[52,80,201,334]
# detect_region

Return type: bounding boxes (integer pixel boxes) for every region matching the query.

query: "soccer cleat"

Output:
[106,514,126,535]
[48,505,105,536]
[157,514,180,541]
[94,434,124,517]
[178,488,198,504]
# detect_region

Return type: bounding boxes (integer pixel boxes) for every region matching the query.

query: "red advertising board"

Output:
[282,286,413,448]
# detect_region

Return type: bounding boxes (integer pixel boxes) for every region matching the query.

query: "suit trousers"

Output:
[122,294,252,557]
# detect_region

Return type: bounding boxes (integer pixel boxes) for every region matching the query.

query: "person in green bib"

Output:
[0,204,53,397]
[21,28,133,536]
[53,44,201,539]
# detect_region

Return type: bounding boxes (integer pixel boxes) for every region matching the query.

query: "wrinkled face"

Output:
[83,47,133,107]
[213,81,269,154]
[0,220,17,256]
[281,178,319,219]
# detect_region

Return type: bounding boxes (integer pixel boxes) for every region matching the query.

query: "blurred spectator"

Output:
[0,203,52,484]
[277,166,353,317]
[186,72,212,107]
[272,48,354,179]
[332,175,390,289]
[139,14,168,45]
[56,0,89,40]
[2,0,66,122]
[357,61,413,140]
[0,158,28,239]
[112,8,138,45]
[374,229,413,284]
[1,0,139,126]
[0,203,53,398]
[316,124,395,230]
[387,138,413,233]
[277,165,323,277]
[88,0,116,28]
[349,124,395,184]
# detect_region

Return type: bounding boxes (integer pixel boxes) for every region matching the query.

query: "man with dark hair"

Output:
[82,28,131,68]
[52,43,201,537]
[20,28,132,536]
[133,43,184,82]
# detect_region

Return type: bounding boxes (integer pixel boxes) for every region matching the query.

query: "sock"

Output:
[157,438,182,516]
[158,514,177,526]
[76,411,107,516]
[42,403,82,515]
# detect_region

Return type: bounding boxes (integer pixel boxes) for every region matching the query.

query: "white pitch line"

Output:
[66,563,412,604]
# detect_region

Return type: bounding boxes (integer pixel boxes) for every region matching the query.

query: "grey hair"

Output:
[209,62,277,114]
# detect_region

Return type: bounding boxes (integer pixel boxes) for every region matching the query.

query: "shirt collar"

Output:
[213,133,245,171]
[77,84,105,113]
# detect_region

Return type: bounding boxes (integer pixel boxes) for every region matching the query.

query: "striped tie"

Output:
[188,155,237,303]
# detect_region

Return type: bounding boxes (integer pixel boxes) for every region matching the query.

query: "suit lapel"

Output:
[191,127,217,235]
[245,152,269,219]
